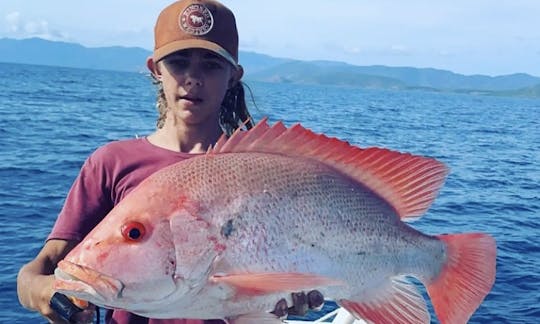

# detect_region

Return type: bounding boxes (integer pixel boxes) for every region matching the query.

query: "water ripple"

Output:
[1,64,539,323]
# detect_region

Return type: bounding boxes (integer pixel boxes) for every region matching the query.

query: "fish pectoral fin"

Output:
[170,211,222,281]
[227,312,283,324]
[210,272,342,296]
[339,275,429,324]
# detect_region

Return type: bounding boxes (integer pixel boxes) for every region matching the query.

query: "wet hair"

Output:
[219,81,254,136]
[152,76,254,137]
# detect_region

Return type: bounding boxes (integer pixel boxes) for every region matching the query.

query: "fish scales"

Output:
[126,150,448,314]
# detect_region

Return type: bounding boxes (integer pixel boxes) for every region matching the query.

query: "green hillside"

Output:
[1,37,539,97]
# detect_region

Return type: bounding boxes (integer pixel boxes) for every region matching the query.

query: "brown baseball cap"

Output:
[153,0,239,67]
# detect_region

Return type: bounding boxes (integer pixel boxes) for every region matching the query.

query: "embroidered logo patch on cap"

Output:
[179,4,214,36]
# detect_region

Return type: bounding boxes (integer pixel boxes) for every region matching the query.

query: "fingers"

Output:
[31,275,72,323]
[71,304,97,324]
[271,298,288,319]
[307,290,325,311]
[44,313,69,323]
[289,292,308,316]
[36,281,70,323]
[271,290,325,318]
[43,307,95,324]
[44,304,95,324]
[39,304,70,324]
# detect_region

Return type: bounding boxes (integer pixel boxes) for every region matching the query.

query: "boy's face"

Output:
[151,48,241,128]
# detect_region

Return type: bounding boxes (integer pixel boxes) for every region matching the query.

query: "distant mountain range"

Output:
[1,37,539,97]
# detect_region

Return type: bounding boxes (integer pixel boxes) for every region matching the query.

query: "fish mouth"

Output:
[54,260,124,304]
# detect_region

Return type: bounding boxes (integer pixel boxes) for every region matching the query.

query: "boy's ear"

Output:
[229,65,244,88]
[146,56,162,79]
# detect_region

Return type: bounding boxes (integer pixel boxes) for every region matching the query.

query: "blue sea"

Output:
[0,62,538,323]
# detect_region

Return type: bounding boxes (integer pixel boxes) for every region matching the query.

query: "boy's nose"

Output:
[184,67,203,87]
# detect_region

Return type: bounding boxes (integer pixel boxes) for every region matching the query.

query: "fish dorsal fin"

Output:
[211,118,449,220]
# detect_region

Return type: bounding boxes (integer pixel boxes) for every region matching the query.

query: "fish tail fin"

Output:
[426,233,496,324]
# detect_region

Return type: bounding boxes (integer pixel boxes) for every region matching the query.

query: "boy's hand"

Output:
[272,290,325,318]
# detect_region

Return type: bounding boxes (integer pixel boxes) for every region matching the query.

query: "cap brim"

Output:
[153,39,238,68]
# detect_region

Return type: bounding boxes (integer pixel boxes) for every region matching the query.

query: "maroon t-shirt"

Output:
[48,137,224,324]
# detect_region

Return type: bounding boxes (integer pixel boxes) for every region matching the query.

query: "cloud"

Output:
[5,11,21,32]
[239,37,264,51]
[388,45,411,56]
[2,11,68,41]
[343,46,361,55]
[342,44,413,57]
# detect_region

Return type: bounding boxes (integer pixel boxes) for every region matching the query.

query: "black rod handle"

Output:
[49,292,83,323]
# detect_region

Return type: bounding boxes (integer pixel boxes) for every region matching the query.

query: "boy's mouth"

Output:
[179,95,203,103]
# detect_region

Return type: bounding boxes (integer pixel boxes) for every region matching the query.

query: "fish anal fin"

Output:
[340,276,429,324]
[210,119,448,220]
[211,272,342,297]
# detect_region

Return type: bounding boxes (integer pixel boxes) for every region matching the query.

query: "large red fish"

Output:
[54,119,496,323]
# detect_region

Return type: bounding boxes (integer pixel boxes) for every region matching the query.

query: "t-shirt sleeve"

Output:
[48,148,114,242]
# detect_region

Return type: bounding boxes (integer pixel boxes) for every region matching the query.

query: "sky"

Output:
[1,0,539,77]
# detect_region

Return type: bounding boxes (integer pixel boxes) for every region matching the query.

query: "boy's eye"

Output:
[163,58,189,69]
[204,61,223,70]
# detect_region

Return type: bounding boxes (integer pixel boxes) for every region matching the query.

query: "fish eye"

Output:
[121,221,146,242]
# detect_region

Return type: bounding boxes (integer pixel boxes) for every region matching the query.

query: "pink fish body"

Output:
[55,119,496,323]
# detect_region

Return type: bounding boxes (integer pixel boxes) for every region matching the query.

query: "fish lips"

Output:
[54,260,125,304]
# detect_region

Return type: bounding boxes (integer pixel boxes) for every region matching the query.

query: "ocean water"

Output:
[0,62,539,323]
